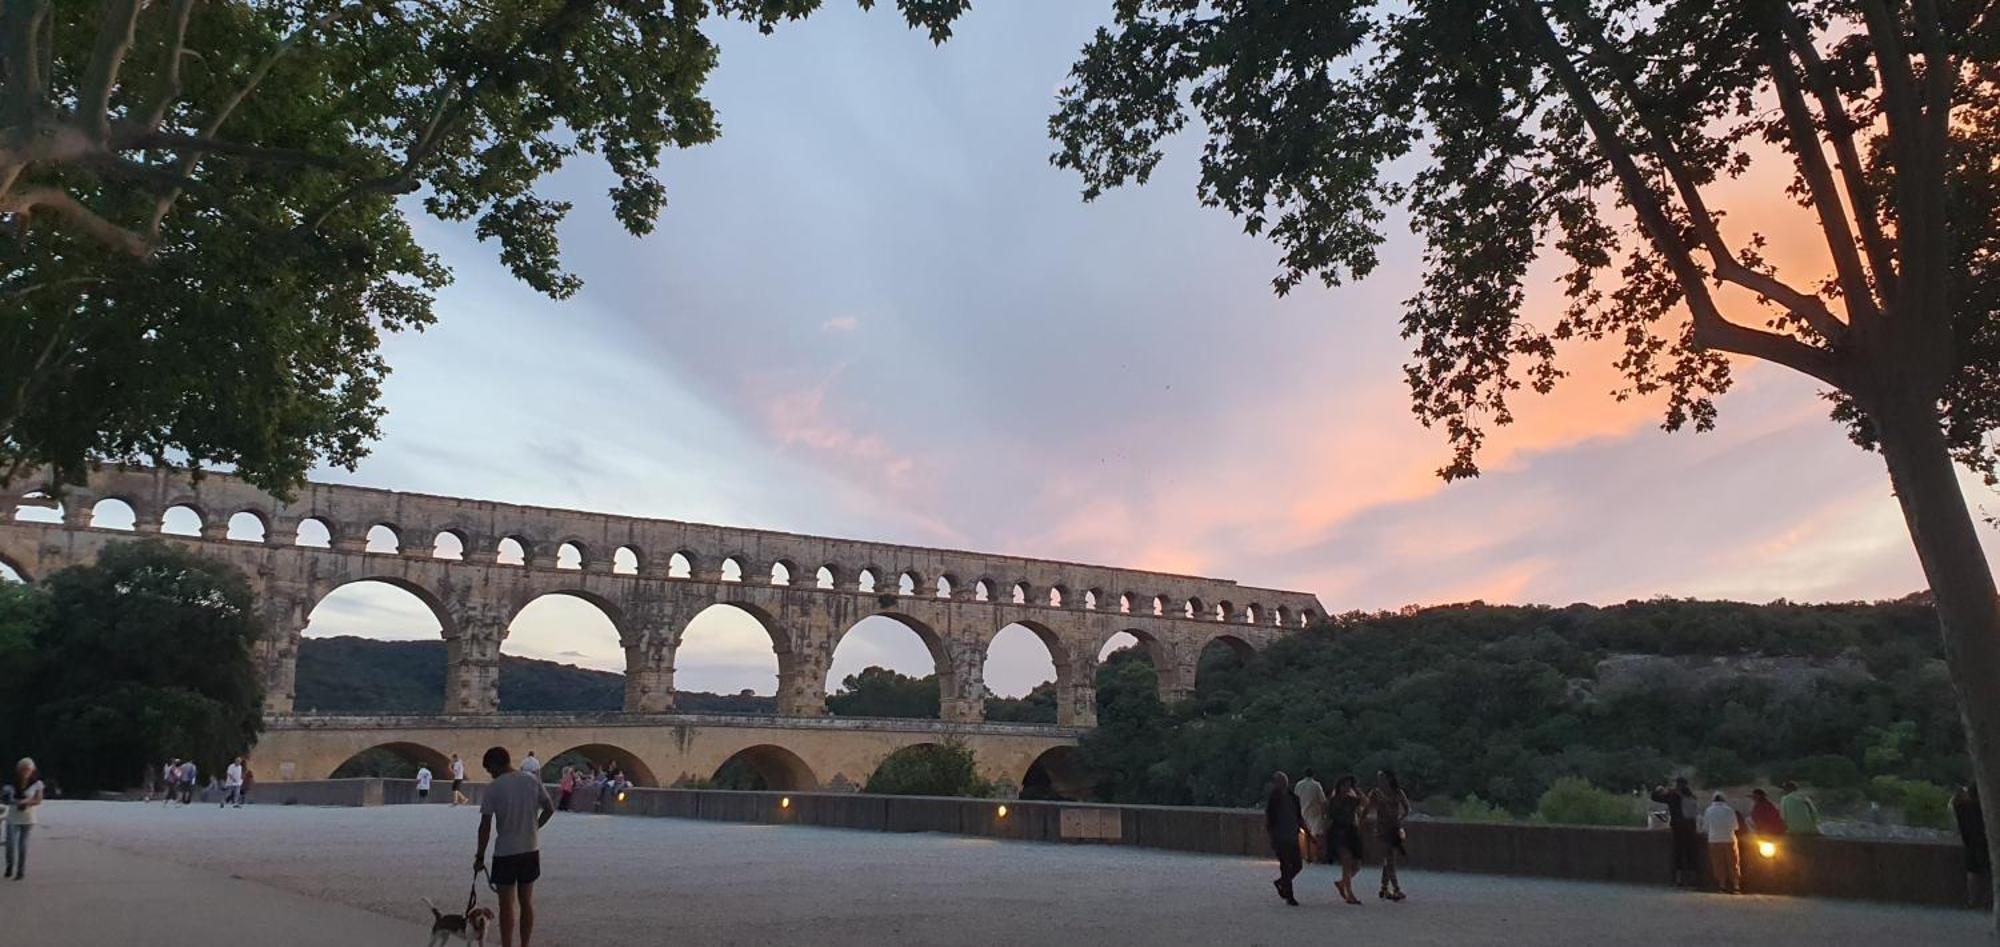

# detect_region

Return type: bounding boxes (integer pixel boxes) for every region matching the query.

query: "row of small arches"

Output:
[24,495,1317,628]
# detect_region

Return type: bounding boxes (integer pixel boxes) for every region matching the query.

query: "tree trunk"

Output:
[1872,395,2000,927]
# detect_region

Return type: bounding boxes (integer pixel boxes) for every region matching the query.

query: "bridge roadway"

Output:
[2,464,1326,729]
[254,711,1084,793]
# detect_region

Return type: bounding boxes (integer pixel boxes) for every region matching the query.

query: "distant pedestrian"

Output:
[450,754,469,806]
[557,767,575,812]
[520,751,542,779]
[475,746,555,947]
[222,757,245,808]
[1368,768,1410,901]
[1326,775,1366,905]
[178,759,197,805]
[1778,781,1819,836]
[1749,788,1786,837]
[1703,792,1742,894]
[1264,771,1303,906]
[1954,784,1988,908]
[241,763,254,805]
[1650,776,1701,887]
[1294,770,1329,864]
[416,764,434,802]
[6,757,44,880]
[162,759,180,806]
[141,761,158,802]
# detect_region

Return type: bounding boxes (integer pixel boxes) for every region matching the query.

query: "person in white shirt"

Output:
[520,752,541,779]
[1702,792,1743,894]
[6,758,45,880]
[1294,770,1329,864]
[450,754,469,806]
[416,764,434,802]
[222,757,245,808]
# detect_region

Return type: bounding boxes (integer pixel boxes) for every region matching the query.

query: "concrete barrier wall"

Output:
[268,780,1972,909]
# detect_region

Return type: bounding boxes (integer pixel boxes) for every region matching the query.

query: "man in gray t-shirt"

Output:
[475,746,555,947]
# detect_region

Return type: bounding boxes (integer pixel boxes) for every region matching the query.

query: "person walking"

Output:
[178,758,197,805]
[450,753,469,806]
[222,757,245,808]
[1749,788,1787,837]
[557,767,575,812]
[5,758,44,880]
[1703,792,1743,894]
[416,764,434,803]
[162,759,180,806]
[474,747,556,947]
[520,751,542,780]
[1650,776,1701,887]
[1264,771,1304,906]
[1954,784,1988,908]
[240,763,254,806]
[1294,769,1329,865]
[1326,775,1366,905]
[1368,768,1410,901]
[1779,781,1820,836]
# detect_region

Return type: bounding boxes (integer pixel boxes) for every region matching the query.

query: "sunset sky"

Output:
[261,3,2000,699]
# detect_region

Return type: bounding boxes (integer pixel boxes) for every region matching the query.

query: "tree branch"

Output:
[120,129,350,169]
[0,186,149,256]
[144,3,370,245]
[1777,6,1897,299]
[1757,21,1883,328]
[1510,0,1846,389]
[139,0,200,133]
[79,0,146,142]
[0,0,53,129]
[1556,0,1848,342]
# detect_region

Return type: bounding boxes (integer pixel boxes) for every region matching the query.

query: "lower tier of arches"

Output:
[260,716,1078,798]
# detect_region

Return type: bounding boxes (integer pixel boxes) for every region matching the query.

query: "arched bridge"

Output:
[3,464,1324,783]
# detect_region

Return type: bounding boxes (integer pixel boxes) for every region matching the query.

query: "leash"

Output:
[468,866,487,913]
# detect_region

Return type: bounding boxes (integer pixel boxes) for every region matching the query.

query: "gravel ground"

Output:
[36,800,1991,946]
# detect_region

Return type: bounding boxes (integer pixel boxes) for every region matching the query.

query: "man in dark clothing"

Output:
[1265,770,1304,906]
[1954,784,1988,908]
[1650,776,1701,888]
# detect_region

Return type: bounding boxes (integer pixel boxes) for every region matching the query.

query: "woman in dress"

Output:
[1325,775,1366,905]
[1368,768,1410,901]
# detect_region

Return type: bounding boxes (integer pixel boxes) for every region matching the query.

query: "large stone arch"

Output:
[1096,627,1182,704]
[328,740,453,779]
[982,619,1090,727]
[825,611,965,721]
[708,744,819,792]
[669,600,800,713]
[1019,745,1092,801]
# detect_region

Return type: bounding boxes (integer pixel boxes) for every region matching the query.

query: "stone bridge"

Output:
[254,712,1083,793]
[2,464,1323,783]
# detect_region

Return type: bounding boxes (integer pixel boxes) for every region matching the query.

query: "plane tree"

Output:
[0,0,963,492]
[1045,0,1999,917]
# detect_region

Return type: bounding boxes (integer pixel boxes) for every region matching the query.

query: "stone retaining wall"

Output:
[264,780,1975,909]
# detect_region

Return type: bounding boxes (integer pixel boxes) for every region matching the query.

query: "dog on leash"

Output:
[423,896,494,946]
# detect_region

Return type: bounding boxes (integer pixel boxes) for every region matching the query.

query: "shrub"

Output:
[1865,776,1953,830]
[1451,795,1514,823]
[1690,747,1752,786]
[864,740,995,797]
[1534,777,1643,827]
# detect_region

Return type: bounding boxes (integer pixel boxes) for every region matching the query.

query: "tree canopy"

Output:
[1,0,966,493]
[0,540,267,793]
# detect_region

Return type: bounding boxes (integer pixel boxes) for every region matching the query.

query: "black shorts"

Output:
[489,851,541,887]
[452,778,464,792]
[418,788,429,800]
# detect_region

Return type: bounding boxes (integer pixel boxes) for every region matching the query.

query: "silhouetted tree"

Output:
[1047,2,1999,919]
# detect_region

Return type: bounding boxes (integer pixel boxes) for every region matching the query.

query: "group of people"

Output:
[1264,768,1409,907]
[1,758,44,881]
[1650,777,1821,894]
[147,756,252,807]
[555,761,629,813]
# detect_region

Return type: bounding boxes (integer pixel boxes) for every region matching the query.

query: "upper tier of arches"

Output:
[10,465,1323,628]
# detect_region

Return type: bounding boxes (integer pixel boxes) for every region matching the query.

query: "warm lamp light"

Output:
[1757,840,1778,859]
[616,791,627,803]
[997,804,1009,818]
[781,797,792,808]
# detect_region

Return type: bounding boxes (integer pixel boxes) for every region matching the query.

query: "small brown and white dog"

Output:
[422,896,493,946]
